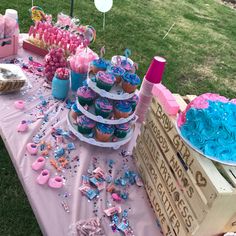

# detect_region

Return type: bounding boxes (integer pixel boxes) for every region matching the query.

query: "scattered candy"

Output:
[112,193,122,202]
[61,201,70,213]
[104,206,122,217]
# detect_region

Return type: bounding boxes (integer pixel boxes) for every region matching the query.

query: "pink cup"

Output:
[146,56,166,84]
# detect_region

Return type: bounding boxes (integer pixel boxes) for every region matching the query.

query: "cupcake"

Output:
[95,97,113,118]
[114,123,131,138]
[127,94,139,111]
[96,71,115,92]
[95,123,115,142]
[114,101,132,119]
[71,103,82,120]
[107,65,125,84]
[121,59,133,72]
[77,86,97,106]
[90,58,109,74]
[122,72,140,93]
[77,115,96,134]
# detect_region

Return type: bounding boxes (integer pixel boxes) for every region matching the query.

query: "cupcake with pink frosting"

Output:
[96,71,115,92]
[95,97,113,118]
[77,115,96,134]
[77,86,97,106]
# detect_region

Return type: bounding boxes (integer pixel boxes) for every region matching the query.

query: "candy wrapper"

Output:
[0,15,4,39]
[69,46,98,74]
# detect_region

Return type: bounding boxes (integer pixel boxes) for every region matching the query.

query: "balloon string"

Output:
[103,13,105,31]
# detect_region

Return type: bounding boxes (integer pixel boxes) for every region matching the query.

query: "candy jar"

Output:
[44,48,67,82]
[52,68,70,100]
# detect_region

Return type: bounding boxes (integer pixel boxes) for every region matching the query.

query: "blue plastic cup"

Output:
[71,70,87,91]
[52,76,70,100]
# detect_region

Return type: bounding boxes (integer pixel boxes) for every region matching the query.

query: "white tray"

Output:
[87,79,137,100]
[67,110,135,149]
[176,115,236,166]
[76,99,137,125]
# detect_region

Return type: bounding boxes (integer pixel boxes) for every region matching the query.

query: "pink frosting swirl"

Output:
[96,71,115,85]
[77,86,97,99]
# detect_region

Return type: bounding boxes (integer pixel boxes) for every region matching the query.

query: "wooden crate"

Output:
[133,94,236,236]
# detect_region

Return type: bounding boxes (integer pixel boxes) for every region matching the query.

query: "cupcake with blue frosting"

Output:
[71,103,82,120]
[95,97,113,118]
[122,72,140,93]
[114,101,132,119]
[90,58,109,74]
[77,115,96,134]
[107,65,125,84]
[127,94,139,111]
[114,122,131,138]
[95,123,115,142]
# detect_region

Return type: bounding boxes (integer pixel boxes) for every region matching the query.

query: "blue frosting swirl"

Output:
[92,58,110,70]
[96,123,114,134]
[115,101,132,113]
[107,65,125,77]
[122,72,141,86]
[180,101,236,163]
[72,103,81,114]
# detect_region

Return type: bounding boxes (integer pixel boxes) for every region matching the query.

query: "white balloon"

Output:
[94,0,113,13]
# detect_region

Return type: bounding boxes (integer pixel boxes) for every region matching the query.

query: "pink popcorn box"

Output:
[152,83,174,105]
[163,99,179,116]
[0,35,18,58]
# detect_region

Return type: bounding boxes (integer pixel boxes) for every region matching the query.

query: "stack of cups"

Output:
[135,56,166,123]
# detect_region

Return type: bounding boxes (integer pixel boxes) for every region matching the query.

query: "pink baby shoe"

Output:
[48,176,63,189]
[14,100,25,110]
[17,120,28,132]
[26,143,38,155]
[37,169,50,185]
[32,157,46,171]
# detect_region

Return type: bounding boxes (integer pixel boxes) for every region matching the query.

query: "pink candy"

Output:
[112,193,122,201]
[104,206,122,216]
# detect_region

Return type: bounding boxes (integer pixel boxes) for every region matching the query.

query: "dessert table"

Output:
[0,35,162,236]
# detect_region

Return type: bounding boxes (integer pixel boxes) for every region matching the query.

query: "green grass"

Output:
[0,0,236,235]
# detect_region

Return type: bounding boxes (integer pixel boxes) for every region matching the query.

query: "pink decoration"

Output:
[44,48,67,81]
[55,68,70,80]
[69,46,98,74]
[146,56,166,84]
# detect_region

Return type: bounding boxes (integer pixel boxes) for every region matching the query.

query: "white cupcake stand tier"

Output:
[67,110,135,149]
[76,99,137,125]
[87,79,137,100]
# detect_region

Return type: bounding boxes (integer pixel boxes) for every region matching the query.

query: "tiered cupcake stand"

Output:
[67,74,138,149]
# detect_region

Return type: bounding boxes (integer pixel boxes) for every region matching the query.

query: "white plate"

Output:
[87,79,137,100]
[176,114,236,166]
[67,110,135,149]
[76,99,137,125]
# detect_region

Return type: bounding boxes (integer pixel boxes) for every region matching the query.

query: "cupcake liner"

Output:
[95,128,112,142]
[122,82,137,93]
[97,80,113,92]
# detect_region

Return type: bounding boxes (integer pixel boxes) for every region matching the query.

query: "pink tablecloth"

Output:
[0,40,161,236]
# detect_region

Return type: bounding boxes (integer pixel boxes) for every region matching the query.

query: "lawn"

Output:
[0,0,236,235]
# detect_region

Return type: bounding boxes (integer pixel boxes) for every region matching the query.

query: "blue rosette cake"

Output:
[177,93,236,165]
